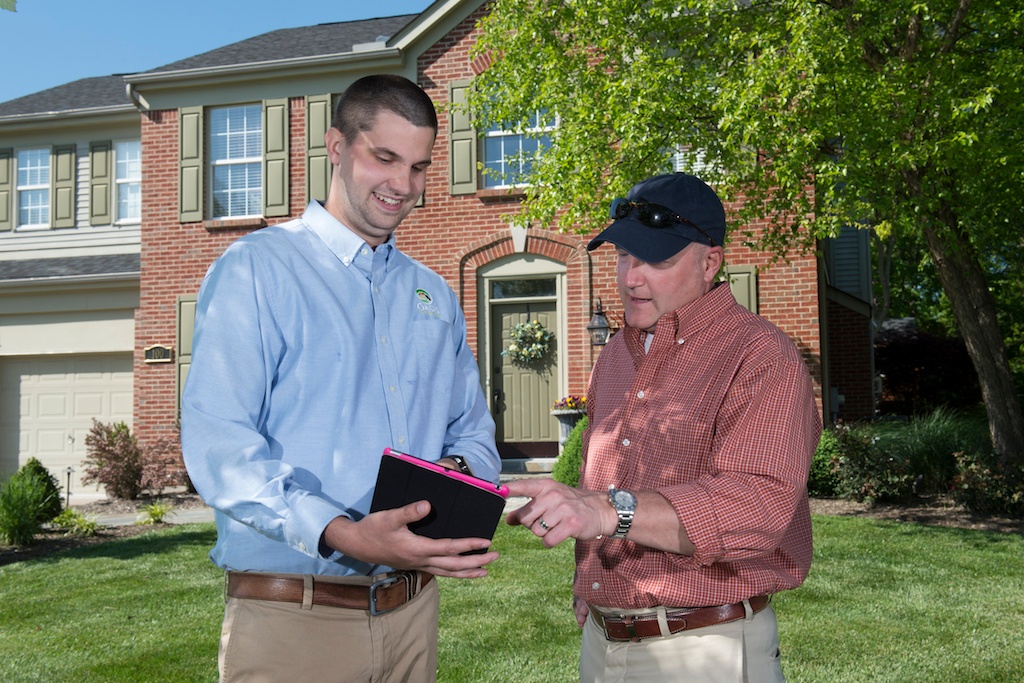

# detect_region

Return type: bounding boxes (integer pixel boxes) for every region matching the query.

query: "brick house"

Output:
[0,0,871,496]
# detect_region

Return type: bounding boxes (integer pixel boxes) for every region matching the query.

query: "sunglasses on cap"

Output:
[609,198,716,247]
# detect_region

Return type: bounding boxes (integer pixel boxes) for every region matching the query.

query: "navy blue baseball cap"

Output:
[587,173,726,262]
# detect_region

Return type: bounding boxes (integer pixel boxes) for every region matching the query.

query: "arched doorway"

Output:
[478,256,567,463]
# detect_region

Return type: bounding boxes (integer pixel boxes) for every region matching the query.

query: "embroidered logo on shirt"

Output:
[415,288,442,318]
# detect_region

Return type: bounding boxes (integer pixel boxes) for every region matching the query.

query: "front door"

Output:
[490,295,559,458]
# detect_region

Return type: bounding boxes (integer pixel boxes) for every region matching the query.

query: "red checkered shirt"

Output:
[576,283,821,609]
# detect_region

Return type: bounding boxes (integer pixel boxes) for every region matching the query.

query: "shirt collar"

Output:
[301,200,396,267]
[624,282,735,359]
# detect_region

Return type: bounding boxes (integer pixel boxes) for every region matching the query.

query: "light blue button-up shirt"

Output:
[181,201,499,576]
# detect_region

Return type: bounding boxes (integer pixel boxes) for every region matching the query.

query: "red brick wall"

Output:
[133,103,303,445]
[133,7,825,446]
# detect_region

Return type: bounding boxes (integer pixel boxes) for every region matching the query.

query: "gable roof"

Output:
[0,75,133,120]
[0,14,417,120]
[146,16,416,75]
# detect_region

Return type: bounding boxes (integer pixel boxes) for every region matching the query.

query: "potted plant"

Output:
[551,395,586,450]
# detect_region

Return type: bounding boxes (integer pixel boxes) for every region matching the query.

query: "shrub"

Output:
[809,429,842,498]
[51,508,99,537]
[83,420,145,500]
[0,468,56,546]
[82,421,188,500]
[831,422,915,504]
[829,408,994,504]
[137,499,176,525]
[952,451,1024,518]
[869,407,989,496]
[141,431,189,495]
[20,457,64,522]
[552,415,587,488]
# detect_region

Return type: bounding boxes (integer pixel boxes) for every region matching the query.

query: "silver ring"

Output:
[538,519,550,530]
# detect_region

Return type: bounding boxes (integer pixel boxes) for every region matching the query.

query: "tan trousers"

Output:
[581,603,786,683]
[218,574,439,683]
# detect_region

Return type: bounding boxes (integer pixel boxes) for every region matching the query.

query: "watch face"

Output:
[612,489,637,511]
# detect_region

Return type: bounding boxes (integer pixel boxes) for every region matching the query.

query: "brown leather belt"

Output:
[226,570,434,616]
[591,595,771,642]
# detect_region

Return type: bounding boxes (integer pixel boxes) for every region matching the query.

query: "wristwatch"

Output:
[607,485,637,539]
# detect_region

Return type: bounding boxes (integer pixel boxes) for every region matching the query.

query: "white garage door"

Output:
[0,354,133,498]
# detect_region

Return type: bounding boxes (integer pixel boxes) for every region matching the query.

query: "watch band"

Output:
[611,508,634,539]
[450,455,474,477]
[608,486,637,539]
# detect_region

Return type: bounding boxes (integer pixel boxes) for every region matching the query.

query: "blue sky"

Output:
[0,0,433,103]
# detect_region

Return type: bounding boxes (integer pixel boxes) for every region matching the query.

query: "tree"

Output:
[469,0,1024,465]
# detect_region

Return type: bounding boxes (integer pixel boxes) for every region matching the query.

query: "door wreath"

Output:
[501,319,555,365]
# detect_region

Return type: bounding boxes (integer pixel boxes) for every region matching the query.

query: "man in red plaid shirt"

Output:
[505,173,821,682]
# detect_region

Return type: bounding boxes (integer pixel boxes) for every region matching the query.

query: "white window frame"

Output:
[208,104,263,219]
[115,140,141,224]
[482,110,555,189]
[16,148,50,229]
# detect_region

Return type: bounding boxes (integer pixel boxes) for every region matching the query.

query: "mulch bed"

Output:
[0,491,206,567]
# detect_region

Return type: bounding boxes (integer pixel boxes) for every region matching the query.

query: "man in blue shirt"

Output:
[181,74,501,682]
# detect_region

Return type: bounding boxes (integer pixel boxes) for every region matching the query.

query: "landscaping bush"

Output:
[552,415,587,488]
[869,407,989,496]
[0,467,57,546]
[83,420,145,500]
[51,508,99,537]
[829,408,995,505]
[138,499,176,525]
[142,430,190,494]
[19,457,64,522]
[809,429,842,497]
[82,420,187,500]
[832,421,916,503]
[953,450,1024,518]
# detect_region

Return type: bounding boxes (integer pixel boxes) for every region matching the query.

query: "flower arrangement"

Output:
[501,319,555,365]
[552,395,586,412]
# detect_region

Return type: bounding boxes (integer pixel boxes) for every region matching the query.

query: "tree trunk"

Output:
[921,211,1024,467]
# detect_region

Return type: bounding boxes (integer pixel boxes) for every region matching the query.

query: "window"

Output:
[481,110,554,189]
[491,278,557,299]
[115,140,141,222]
[209,105,262,218]
[17,148,49,228]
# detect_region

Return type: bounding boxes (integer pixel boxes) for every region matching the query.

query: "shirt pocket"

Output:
[404,317,455,385]
[640,413,716,482]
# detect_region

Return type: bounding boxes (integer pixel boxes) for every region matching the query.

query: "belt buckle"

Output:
[369,572,411,616]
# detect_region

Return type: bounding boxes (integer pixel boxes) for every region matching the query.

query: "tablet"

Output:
[369,448,509,543]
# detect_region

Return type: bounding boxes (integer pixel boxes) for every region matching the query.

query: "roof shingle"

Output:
[0,14,417,118]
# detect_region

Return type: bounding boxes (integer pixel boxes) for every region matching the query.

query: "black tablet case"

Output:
[369,453,507,542]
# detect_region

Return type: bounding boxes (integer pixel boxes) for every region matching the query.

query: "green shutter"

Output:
[176,295,197,416]
[727,268,758,314]
[52,144,76,228]
[179,106,204,222]
[449,81,477,195]
[0,148,12,232]
[263,98,289,217]
[305,94,332,203]
[89,140,113,225]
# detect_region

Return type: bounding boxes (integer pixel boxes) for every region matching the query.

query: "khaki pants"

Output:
[218,575,439,683]
[581,603,785,683]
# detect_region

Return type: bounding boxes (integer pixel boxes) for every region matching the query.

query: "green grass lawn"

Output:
[0,517,1021,682]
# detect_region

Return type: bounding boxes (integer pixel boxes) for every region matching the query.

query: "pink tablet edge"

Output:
[383,448,510,498]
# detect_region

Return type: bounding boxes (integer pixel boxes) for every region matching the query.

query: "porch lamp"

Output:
[587,298,611,346]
